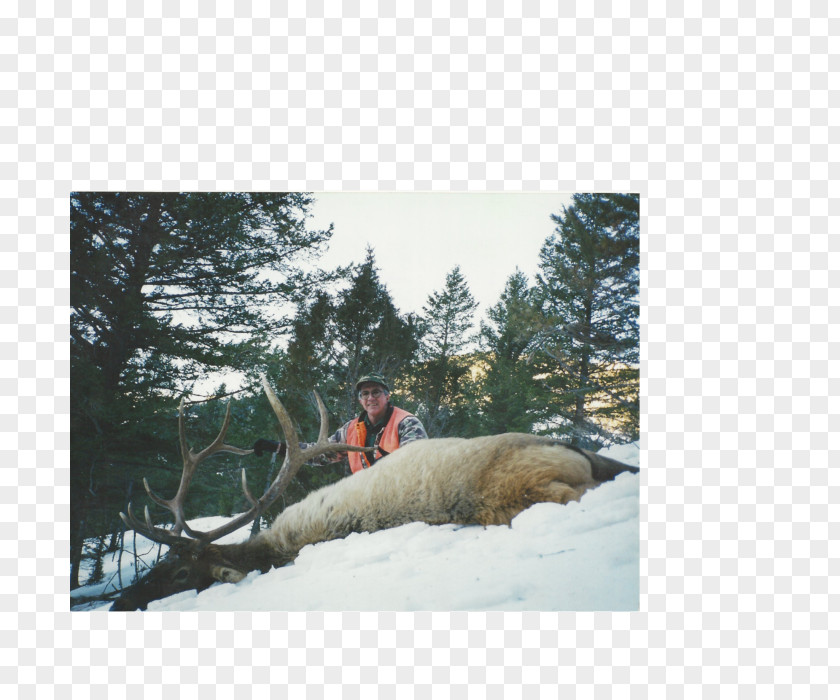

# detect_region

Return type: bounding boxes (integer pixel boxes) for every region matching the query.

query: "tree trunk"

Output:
[572,294,595,445]
[89,533,106,584]
[69,500,86,590]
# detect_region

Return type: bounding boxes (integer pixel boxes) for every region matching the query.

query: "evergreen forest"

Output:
[70,192,639,593]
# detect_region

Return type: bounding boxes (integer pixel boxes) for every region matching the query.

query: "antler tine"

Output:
[142,477,169,510]
[314,390,330,444]
[119,503,190,548]
[240,468,258,508]
[193,399,253,463]
[297,389,370,464]
[179,400,252,477]
[260,374,304,471]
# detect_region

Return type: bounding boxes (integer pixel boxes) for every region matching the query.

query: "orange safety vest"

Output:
[346,406,413,473]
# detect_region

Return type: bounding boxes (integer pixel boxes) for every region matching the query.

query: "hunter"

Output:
[253,373,428,473]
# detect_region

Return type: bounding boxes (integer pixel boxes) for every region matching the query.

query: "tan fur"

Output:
[262,433,600,562]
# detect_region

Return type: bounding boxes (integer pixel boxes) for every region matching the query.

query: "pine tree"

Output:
[282,290,336,395]
[415,266,479,436]
[535,193,640,446]
[70,192,337,588]
[477,270,550,435]
[328,248,420,418]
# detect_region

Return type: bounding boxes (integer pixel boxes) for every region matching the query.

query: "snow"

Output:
[71,442,639,612]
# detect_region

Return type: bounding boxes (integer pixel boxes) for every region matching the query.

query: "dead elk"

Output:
[111,379,639,611]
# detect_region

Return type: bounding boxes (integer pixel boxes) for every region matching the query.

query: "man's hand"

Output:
[252,439,285,458]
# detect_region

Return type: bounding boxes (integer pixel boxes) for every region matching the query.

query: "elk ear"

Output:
[210,565,247,584]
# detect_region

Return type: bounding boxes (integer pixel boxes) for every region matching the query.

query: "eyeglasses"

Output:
[358,389,385,399]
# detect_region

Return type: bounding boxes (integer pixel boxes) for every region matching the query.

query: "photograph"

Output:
[69,191,640,612]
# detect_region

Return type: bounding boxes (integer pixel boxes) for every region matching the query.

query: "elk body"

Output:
[112,378,639,611]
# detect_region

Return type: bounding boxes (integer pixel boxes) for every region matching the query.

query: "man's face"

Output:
[357,382,388,422]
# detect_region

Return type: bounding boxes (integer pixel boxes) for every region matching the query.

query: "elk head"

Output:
[109,541,239,612]
[111,376,368,611]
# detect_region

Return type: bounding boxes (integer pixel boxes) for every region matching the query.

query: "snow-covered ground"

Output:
[71,442,640,612]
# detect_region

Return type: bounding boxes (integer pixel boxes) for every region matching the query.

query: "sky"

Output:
[192,192,575,394]
[72,441,639,612]
[305,192,574,318]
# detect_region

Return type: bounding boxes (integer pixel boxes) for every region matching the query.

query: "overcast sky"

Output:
[305,192,573,320]
[196,193,575,394]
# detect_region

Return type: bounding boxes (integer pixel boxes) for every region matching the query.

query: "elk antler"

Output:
[120,377,371,549]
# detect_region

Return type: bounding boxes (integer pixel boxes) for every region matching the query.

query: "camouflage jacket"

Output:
[302,406,428,468]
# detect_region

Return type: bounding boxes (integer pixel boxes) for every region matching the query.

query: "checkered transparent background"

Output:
[4,0,837,697]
